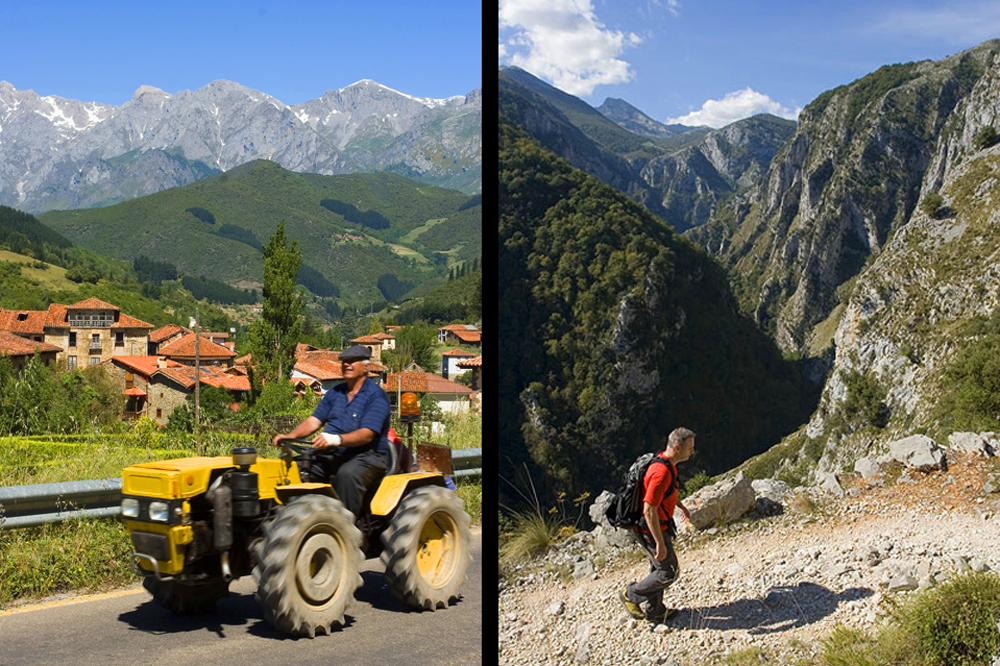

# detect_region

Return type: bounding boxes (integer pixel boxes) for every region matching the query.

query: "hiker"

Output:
[620,427,696,623]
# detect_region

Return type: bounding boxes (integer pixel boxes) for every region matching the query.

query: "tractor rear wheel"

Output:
[252,494,364,637]
[381,485,472,610]
[143,575,229,614]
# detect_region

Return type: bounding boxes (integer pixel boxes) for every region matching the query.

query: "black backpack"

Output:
[604,452,677,529]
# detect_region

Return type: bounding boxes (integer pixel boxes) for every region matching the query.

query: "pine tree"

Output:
[246,221,304,383]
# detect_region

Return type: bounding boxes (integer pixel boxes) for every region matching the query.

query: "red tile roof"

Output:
[149,324,190,343]
[351,335,384,344]
[438,325,481,341]
[384,372,473,394]
[42,303,153,329]
[442,348,476,357]
[158,333,237,358]
[0,309,48,335]
[155,365,251,391]
[457,355,482,368]
[294,359,345,381]
[0,330,62,356]
[294,349,387,373]
[65,298,120,310]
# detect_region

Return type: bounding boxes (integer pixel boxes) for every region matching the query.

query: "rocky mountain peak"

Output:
[0,77,480,211]
[131,85,170,101]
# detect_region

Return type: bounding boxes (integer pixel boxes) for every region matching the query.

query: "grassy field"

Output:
[0,250,78,292]
[0,414,482,608]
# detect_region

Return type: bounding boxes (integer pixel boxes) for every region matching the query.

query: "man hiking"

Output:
[620,427,696,623]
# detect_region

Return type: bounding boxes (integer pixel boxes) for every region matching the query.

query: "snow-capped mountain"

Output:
[0,78,481,212]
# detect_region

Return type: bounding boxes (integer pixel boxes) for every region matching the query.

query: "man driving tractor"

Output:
[272,344,391,518]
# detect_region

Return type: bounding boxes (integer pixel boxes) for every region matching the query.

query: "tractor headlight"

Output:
[148,501,169,522]
[121,498,140,518]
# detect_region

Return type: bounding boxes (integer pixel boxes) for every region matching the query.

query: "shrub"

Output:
[920,192,944,219]
[973,125,999,151]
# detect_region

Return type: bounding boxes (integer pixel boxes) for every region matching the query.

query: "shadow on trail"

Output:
[671,582,874,635]
[119,591,358,640]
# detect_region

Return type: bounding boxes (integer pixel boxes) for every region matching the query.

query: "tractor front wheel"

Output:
[252,494,364,638]
[381,485,472,610]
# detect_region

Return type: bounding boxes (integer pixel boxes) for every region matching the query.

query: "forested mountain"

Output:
[38,161,481,307]
[499,66,794,232]
[499,118,815,503]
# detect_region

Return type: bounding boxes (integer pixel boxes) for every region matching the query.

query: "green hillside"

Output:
[38,161,481,307]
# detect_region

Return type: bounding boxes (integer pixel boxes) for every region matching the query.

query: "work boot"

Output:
[618,587,645,620]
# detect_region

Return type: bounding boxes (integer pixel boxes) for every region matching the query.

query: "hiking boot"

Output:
[618,588,645,620]
[645,606,679,624]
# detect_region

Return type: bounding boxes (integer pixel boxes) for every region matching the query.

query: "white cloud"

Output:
[667,88,801,128]
[878,2,1000,44]
[498,0,642,97]
[650,0,680,17]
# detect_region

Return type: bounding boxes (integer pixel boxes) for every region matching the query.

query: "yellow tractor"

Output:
[120,439,471,637]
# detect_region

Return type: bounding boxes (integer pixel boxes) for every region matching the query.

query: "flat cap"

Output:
[339,344,372,362]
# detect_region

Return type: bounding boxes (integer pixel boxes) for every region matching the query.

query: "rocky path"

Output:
[499,453,1000,665]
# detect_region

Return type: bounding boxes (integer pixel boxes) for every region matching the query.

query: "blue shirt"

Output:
[311,377,391,455]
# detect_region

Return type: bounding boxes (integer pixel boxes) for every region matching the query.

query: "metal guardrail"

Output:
[0,478,123,529]
[0,448,483,529]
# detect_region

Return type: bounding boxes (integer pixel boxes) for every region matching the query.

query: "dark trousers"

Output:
[626,529,680,612]
[303,448,389,518]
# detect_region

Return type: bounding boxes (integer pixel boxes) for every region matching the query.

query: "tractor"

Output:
[120,438,472,637]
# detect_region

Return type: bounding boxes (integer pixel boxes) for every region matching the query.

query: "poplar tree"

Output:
[247,221,303,383]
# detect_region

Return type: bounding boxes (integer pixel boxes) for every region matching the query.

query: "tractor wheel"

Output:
[143,575,229,614]
[381,485,472,610]
[252,494,364,638]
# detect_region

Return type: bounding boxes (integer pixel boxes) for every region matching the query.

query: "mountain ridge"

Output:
[0,78,481,212]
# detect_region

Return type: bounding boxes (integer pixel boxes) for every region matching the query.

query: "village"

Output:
[0,297,483,428]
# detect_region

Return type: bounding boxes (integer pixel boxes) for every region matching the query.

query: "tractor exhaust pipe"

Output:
[220,551,233,582]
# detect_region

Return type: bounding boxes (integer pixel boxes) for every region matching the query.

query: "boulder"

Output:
[587,490,637,549]
[854,457,882,479]
[948,431,995,457]
[751,478,792,504]
[888,435,947,472]
[685,472,756,530]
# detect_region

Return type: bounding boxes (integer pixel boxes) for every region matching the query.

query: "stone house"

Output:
[437,324,481,348]
[105,355,250,425]
[0,298,153,368]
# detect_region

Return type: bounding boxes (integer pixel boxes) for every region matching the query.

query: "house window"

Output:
[115,331,124,347]
[90,334,100,352]
[89,357,100,366]
[156,409,162,418]
[67,356,77,370]
[69,332,77,348]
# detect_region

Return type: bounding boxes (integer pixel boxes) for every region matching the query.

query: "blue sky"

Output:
[499,0,1000,127]
[2,0,481,106]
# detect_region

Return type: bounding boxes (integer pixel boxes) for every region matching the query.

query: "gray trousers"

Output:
[625,529,680,612]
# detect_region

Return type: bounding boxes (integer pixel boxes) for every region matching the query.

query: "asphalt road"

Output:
[0,531,481,666]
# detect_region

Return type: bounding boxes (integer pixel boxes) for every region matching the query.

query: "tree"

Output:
[382,325,437,372]
[246,221,304,384]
